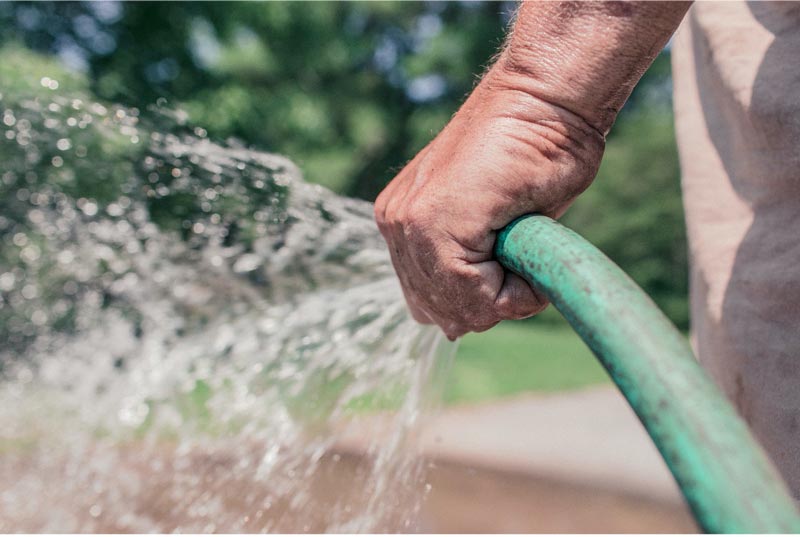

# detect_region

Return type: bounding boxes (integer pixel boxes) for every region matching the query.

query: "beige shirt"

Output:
[672,1,800,498]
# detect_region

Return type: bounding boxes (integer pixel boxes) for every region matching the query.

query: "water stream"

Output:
[0,67,455,532]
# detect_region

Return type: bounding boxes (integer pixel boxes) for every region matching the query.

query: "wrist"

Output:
[493,1,690,135]
[446,64,606,218]
[472,62,607,177]
[491,48,617,136]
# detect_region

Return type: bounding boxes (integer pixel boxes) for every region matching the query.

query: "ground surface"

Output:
[3,321,693,532]
[337,385,697,532]
[3,386,696,533]
[420,460,695,533]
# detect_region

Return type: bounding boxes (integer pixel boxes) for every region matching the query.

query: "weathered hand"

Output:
[374,62,605,339]
[375,0,689,340]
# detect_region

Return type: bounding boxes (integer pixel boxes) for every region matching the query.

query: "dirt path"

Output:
[336,385,696,532]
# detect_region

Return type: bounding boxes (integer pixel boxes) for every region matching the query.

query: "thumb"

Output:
[494,271,549,320]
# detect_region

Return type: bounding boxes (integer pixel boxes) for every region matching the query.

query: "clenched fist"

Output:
[375,61,605,339]
[374,2,689,340]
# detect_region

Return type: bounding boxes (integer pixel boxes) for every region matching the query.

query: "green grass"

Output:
[444,319,610,405]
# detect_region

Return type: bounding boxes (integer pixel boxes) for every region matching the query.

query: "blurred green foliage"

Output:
[449,321,609,403]
[0,1,688,328]
[1,1,513,198]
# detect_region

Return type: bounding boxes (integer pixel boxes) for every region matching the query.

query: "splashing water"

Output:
[0,53,455,532]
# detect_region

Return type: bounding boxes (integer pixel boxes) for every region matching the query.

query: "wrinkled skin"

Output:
[374,0,690,340]
[374,62,605,340]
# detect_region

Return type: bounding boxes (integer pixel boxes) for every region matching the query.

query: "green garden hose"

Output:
[495,214,800,533]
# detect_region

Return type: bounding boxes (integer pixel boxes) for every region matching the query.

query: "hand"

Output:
[374,62,605,340]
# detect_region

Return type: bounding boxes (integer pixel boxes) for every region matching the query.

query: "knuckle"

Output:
[458,269,485,289]
[403,195,435,230]
[457,305,498,331]
[373,202,386,228]
[472,320,500,334]
[374,195,395,238]
[443,322,466,341]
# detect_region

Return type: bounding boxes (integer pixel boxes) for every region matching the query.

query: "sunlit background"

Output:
[0,1,687,402]
[0,2,694,532]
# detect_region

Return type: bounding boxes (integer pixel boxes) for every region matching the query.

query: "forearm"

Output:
[494,1,691,134]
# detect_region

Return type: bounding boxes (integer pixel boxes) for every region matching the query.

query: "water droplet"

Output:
[232,254,261,273]
[31,310,47,326]
[91,103,108,116]
[118,398,149,427]
[107,203,123,217]
[12,232,28,247]
[80,201,98,217]
[0,272,15,291]
[21,284,38,299]
[57,250,75,265]
[20,245,41,263]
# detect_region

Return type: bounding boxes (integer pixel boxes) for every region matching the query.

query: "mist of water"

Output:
[0,65,455,532]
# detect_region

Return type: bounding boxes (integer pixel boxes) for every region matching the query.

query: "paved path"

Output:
[337,386,683,504]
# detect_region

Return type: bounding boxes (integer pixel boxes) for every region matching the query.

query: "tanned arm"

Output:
[375,1,691,339]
